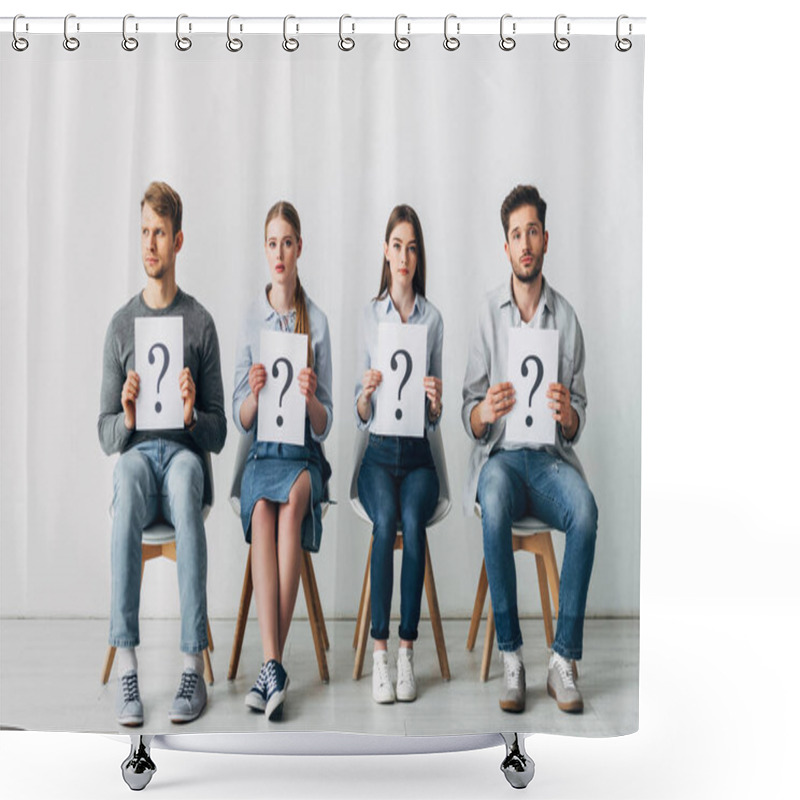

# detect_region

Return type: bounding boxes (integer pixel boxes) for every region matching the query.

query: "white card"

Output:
[258,330,308,446]
[505,328,559,446]
[371,323,428,438]
[135,316,184,431]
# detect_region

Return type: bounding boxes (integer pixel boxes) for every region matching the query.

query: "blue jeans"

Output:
[109,439,208,653]
[477,449,598,660]
[357,434,439,641]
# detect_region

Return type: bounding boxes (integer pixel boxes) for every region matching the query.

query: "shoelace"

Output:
[121,672,140,703]
[504,658,523,690]
[397,653,414,686]
[553,657,576,689]
[175,670,199,700]
[374,656,392,688]
[265,661,279,696]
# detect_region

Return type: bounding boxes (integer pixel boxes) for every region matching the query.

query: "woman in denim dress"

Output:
[354,205,443,704]
[232,201,333,720]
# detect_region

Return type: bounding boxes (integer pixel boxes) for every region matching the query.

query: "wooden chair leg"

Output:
[467,561,489,651]
[102,646,116,685]
[535,553,555,648]
[300,552,329,683]
[305,552,329,651]
[353,544,371,650]
[227,549,253,681]
[480,602,495,682]
[206,621,215,653]
[541,534,560,619]
[353,542,373,681]
[203,647,214,685]
[423,540,450,681]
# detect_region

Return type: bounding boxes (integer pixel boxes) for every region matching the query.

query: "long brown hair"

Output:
[375,204,427,301]
[265,201,314,367]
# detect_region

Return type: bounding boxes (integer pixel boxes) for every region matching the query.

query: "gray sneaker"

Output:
[169,668,207,723]
[547,653,583,713]
[116,669,144,727]
[499,655,526,713]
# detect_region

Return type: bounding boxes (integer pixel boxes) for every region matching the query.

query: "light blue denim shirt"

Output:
[233,286,333,441]
[460,277,587,514]
[354,294,444,432]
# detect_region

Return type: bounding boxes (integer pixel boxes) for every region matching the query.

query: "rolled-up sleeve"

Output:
[232,313,255,435]
[353,304,374,431]
[425,308,444,432]
[311,312,334,442]
[560,317,587,449]
[461,304,492,443]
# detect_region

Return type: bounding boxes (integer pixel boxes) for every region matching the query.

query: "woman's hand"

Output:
[298,367,318,401]
[424,376,443,420]
[360,369,382,401]
[248,363,267,400]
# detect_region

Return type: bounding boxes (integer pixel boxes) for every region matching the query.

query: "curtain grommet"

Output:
[283,15,299,52]
[615,15,632,51]
[553,14,570,52]
[12,14,29,52]
[226,15,243,52]
[175,14,192,51]
[63,13,80,51]
[338,14,355,51]
[394,15,411,51]
[499,14,516,51]
[121,14,138,52]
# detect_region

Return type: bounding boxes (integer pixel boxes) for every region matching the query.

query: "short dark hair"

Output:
[141,181,182,236]
[500,185,547,240]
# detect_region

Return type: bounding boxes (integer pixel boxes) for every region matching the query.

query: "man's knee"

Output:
[570,486,598,544]
[477,458,515,527]
[165,451,204,506]
[113,450,153,510]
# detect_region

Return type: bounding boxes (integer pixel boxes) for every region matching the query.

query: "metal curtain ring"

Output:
[394,15,410,51]
[63,13,80,51]
[338,14,355,51]
[499,14,515,51]
[226,15,243,52]
[122,14,139,51]
[175,14,192,51]
[12,14,29,51]
[443,14,460,51]
[615,14,632,51]
[553,14,570,51]
[283,15,299,52]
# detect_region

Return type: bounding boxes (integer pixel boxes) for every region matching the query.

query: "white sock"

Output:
[184,652,204,674]
[502,648,524,668]
[398,646,413,660]
[117,647,137,676]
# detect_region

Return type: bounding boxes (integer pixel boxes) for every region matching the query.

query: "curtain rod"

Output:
[2,15,646,37]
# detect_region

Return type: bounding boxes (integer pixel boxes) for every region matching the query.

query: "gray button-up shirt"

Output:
[354,293,444,432]
[460,277,587,514]
[232,287,333,441]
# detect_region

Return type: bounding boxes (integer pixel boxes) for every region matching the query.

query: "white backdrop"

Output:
[1,27,642,623]
[3,0,799,799]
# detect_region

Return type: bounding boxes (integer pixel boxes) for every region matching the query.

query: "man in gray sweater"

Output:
[98,181,226,726]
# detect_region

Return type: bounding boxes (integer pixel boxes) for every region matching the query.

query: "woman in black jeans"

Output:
[354,204,443,704]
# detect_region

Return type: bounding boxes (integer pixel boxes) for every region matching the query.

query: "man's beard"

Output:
[512,256,542,284]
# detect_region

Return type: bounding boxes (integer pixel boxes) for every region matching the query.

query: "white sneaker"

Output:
[396,648,417,702]
[547,651,583,713]
[372,650,395,704]
[499,651,526,713]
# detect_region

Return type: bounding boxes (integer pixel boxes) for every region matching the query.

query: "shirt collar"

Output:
[382,292,424,320]
[262,283,296,323]
[499,275,553,316]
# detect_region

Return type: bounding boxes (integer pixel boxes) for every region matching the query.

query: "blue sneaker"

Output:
[116,669,144,727]
[245,660,289,720]
[168,668,207,723]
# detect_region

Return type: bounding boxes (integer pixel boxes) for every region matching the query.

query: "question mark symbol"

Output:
[148,343,170,413]
[520,355,543,428]
[390,349,412,420]
[271,357,294,427]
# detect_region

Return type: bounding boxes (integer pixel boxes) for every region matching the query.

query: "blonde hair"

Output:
[265,201,313,367]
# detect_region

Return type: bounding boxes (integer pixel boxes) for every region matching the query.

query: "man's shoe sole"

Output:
[169,704,206,723]
[499,699,525,713]
[117,715,143,727]
[547,682,584,713]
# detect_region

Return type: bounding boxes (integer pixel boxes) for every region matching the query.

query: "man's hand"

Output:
[470,381,515,439]
[121,370,140,430]
[180,367,196,427]
[547,382,577,439]
[298,367,318,401]
[424,376,443,420]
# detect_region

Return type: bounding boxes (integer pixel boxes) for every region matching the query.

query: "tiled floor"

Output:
[0,617,637,737]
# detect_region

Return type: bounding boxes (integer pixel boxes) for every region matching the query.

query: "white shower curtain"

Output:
[1,26,643,737]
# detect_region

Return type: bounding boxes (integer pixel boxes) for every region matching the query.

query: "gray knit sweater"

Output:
[98,288,226,504]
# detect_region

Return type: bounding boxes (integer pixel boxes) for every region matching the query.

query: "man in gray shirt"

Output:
[461,185,598,714]
[98,181,226,726]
